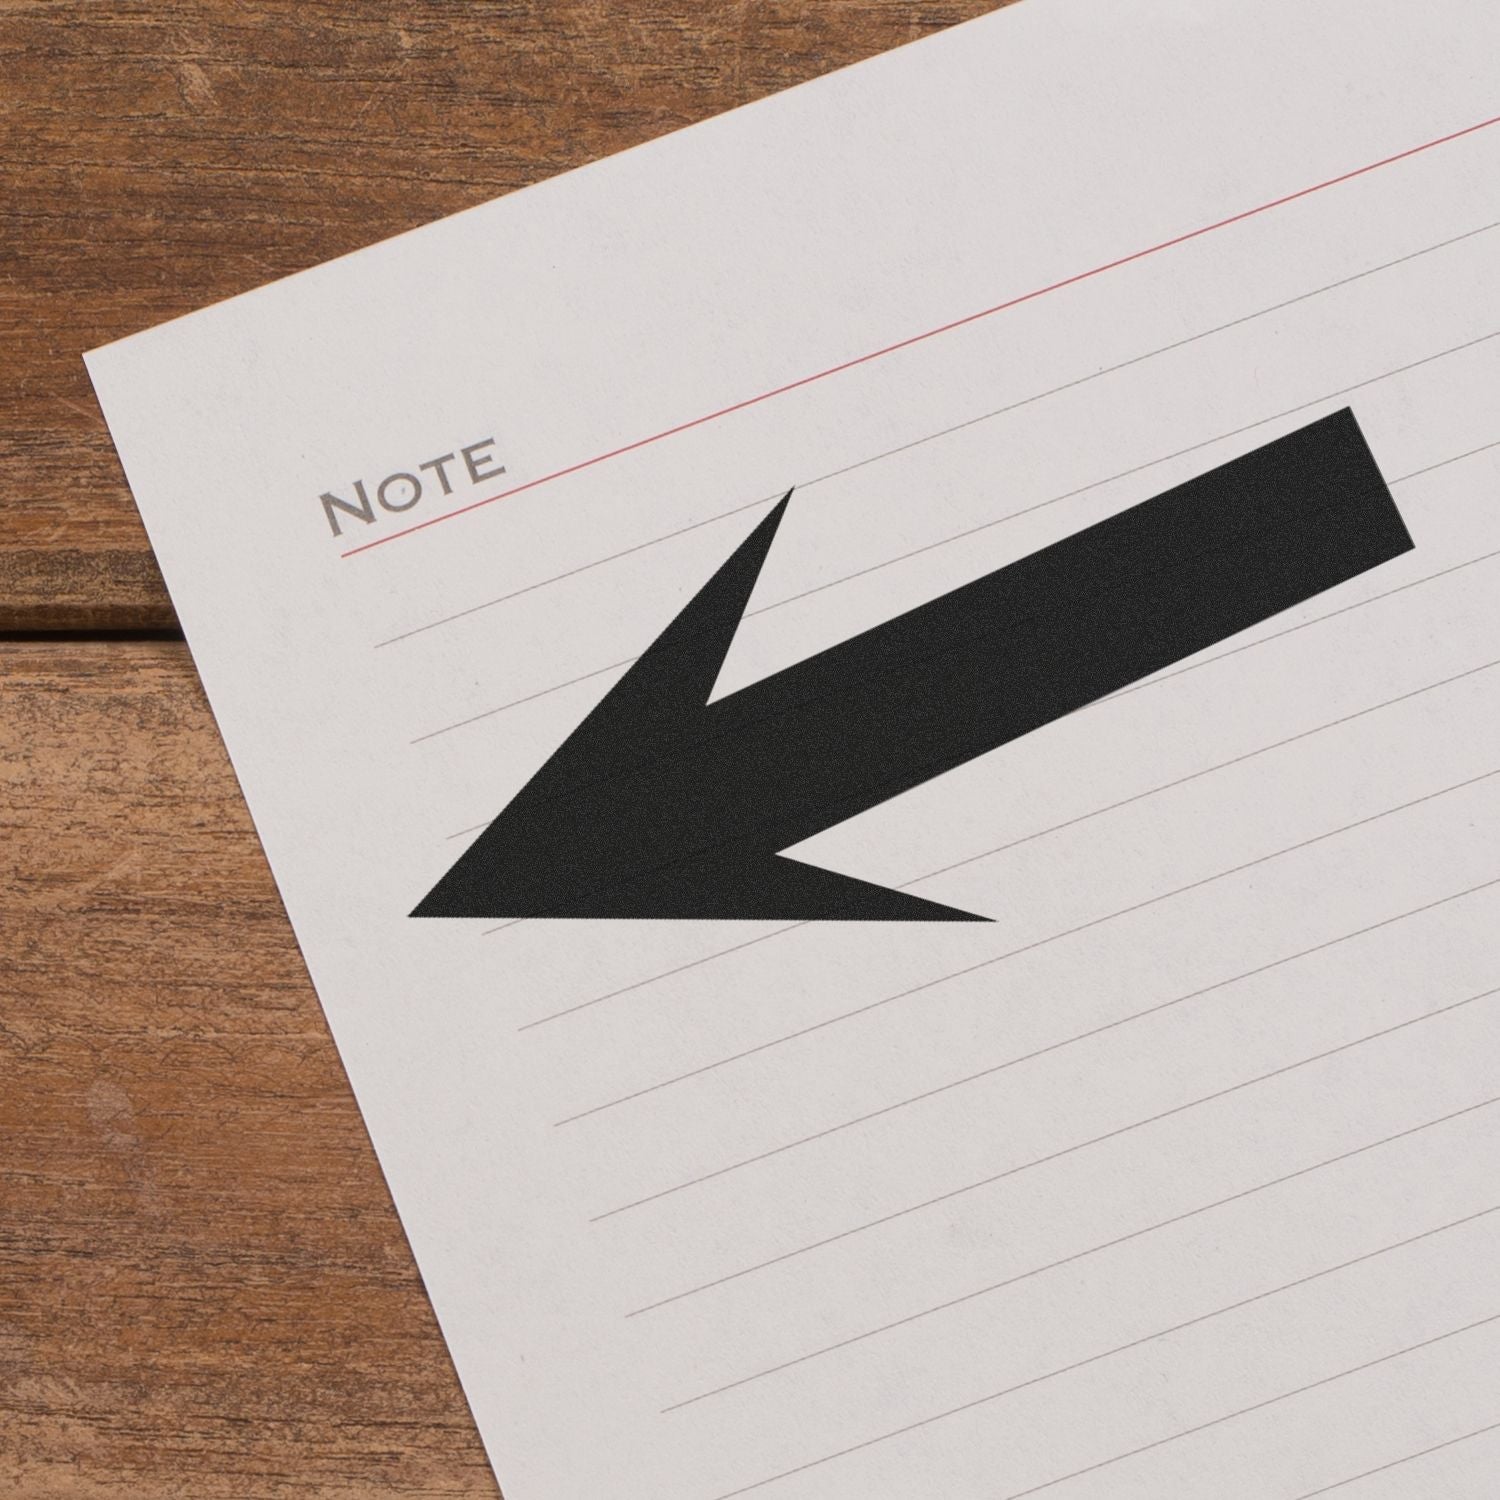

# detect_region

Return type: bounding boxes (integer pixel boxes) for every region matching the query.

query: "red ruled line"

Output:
[342,110,1500,559]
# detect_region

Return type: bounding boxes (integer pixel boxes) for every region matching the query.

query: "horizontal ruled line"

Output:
[1288,1420,1500,1499]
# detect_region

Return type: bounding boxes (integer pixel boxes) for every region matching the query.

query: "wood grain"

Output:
[0,642,497,1497]
[0,0,1003,631]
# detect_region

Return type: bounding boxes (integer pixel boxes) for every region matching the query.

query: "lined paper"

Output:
[86,0,1500,1494]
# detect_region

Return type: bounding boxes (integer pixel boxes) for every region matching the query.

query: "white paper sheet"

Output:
[86,1,1500,1494]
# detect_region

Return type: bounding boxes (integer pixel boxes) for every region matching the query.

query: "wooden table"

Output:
[0,4,1005,1493]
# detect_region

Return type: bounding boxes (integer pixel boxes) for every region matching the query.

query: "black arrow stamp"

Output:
[414,407,1412,922]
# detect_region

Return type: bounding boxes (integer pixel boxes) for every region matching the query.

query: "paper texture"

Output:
[86,1,1500,1494]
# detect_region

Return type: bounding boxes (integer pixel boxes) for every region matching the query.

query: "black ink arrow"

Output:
[414,407,1412,922]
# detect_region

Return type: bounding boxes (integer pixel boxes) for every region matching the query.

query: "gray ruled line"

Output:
[1287,1419,1500,1499]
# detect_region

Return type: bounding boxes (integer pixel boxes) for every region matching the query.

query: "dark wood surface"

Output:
[1,3,1009,1494]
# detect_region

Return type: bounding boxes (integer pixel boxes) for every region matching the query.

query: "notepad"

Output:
[86,1,1500,1493]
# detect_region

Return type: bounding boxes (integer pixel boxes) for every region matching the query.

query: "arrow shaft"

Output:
[689,409,1411,852]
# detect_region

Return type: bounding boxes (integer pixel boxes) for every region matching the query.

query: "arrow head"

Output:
[412,489,986,922]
